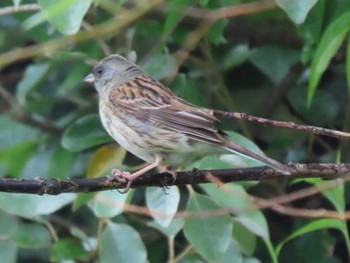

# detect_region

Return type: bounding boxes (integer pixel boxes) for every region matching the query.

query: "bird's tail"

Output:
[224,140,291,175]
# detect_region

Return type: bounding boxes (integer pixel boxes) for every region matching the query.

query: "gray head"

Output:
[83,54,144,93]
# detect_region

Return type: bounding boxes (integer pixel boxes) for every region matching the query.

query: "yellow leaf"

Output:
[87,144,126,178]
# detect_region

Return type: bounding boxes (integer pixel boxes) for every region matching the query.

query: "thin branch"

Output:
[214,110,350,139]
[0,163,348,195]
[0,4,40,16]
[0,0,164,69]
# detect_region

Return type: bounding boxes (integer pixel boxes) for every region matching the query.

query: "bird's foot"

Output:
[110,169,136,194]
[161,166,177,183]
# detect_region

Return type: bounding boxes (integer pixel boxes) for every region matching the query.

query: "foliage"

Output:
[0,0,350,262]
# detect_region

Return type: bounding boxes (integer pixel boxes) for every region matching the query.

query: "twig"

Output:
[0,4,40,16]
[214,110,350,139]
[0,163,348,195]
[0,0,164,69]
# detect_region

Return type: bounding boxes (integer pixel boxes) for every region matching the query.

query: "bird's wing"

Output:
[107,75,225,145]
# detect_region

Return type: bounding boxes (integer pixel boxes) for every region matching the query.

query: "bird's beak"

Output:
[83,73,95,83]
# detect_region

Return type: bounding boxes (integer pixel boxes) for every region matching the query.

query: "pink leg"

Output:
[111,162,160,193]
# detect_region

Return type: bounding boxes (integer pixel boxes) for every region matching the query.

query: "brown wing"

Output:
[107,74,225,145]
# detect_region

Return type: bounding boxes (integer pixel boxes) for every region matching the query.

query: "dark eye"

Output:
[96,66,103,75]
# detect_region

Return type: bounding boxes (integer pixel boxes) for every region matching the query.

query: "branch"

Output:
[0,4,40,16]
[214,110,350,139]
[0,163,348,195]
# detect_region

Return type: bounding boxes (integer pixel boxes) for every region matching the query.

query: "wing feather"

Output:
[107,75,225,145]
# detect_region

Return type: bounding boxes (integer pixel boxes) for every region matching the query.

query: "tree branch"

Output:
[214,110,350,139]
[0,163,348,195]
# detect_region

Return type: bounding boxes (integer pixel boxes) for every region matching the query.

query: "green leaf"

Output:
[208,19,229,45]
[91,191,130,218]
[0,141,38,177]
[10,223,51,248]
[51,238,88,261]
[16,63,50,104]
[47,146,76,178]
[232,221,257,256]
[184,193,232,262]
[0,242,17,263]
[146,186,180,227]
[0,116,39,150]
[201,183,269,238]
[308,11,350,106]
[347,36,350,92]
[147,218,184,237]
[222,238,243,263]
[143,53,177,80]
[72,193,94,212]
[250,46,300,85]
[276,0,318,24]
[37,0,91,35]
[317,180,344,212]
[163,0,191,39]
[275,219,346,256]
[100,222,147,263]
[61,115,112,152]
[220,44,251,69]
[0,193,75,218]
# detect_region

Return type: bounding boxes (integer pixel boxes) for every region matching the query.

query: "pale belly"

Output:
[99,105,215,166]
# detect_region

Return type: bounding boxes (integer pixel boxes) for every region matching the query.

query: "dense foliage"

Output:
[0,0,350,262]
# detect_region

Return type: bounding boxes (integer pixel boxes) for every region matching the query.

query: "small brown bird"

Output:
[84,54,290,192]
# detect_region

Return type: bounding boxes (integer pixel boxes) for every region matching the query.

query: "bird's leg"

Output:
[111,157,162,193]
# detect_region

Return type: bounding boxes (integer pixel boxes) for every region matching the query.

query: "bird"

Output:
[83,54,290,192]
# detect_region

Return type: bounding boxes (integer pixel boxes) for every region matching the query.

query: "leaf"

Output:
[222,238,243,263]
[308,11,350,106]
[275,219,346,256]
[317,180,344,212]
[146,186,180,227]
[201,183,269,238]
[16,63,50,104]
[100,222,147,263]
[0,242,17,263]
[10,223,51,248]
[0,141,38,177]
[51,238,88,261]
[72,193,94,212]
[147,218,184,237]
[276,0,318,24]
[143,53,177,80]
[0,116,39,150]
[347,36,350,92]
[250,46,300,85]
[37,0,91,35]
[208,19,229,45]
[232,220,257,256]
[47,146,76,178]
[91,190,130,218]
[184,193,232,262]
[163,0,191,39]
[0,193,75,218]
[12,0,21,9]
[220,44,251,69]
[87,145,126,178]
[61,114,112,152]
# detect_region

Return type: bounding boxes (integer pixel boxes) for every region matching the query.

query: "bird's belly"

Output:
[100,107,195,164]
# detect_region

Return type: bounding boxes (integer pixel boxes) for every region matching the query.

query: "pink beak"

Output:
[83,73,95,83]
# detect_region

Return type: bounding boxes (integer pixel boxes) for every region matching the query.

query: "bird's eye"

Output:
[96,66,103,75]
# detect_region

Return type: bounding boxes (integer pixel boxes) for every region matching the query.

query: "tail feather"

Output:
[224,141,291,175]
